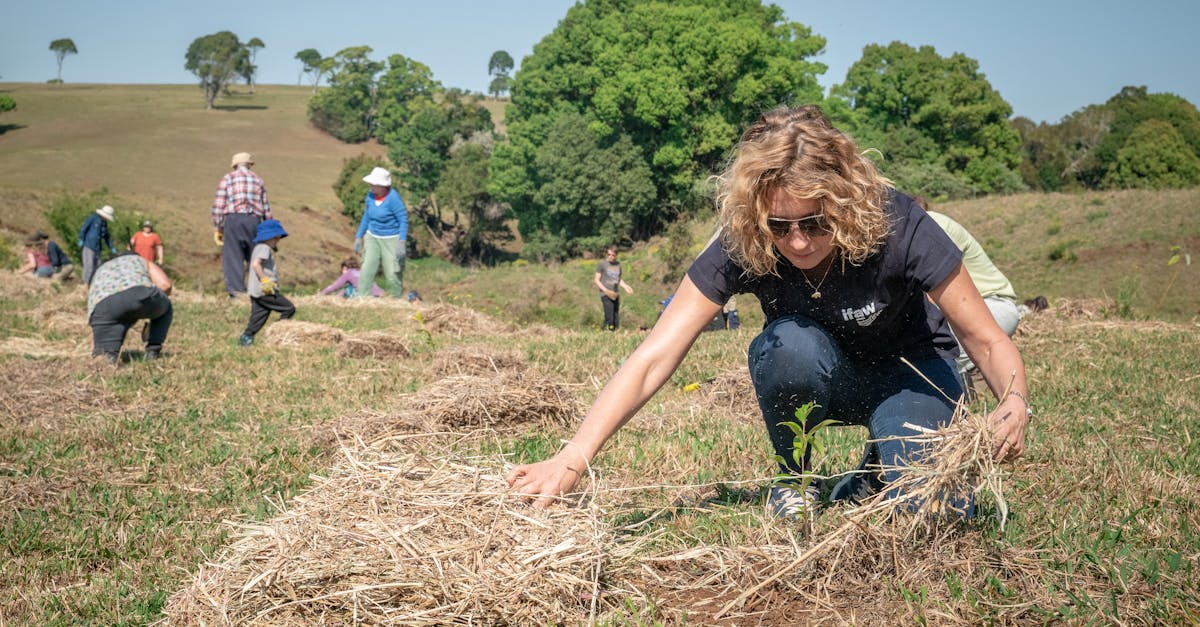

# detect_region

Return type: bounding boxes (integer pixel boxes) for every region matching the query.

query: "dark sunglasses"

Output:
[767,214,830,238]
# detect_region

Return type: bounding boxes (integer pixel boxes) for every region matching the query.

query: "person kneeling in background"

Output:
[87,252,173,364]
[239,219,295,346]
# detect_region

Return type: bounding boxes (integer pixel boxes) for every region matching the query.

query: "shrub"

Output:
[332,155,388,221]
[45,189,148,261]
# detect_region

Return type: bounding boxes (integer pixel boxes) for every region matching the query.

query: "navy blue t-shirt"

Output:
[687,190,963,363]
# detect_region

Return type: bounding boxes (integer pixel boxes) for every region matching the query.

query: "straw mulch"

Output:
[0,336,90,359]
[693,366,759,422]
[430,345,527,377]
[416,303,515,337]
[337,331,411,360]
[0,271,59,299]
[610,404,1063,624]
[164,440,616,625]
[289,294,418,310]
[261,320,346,348]
[409,371,582,430]
[0,358,118,430]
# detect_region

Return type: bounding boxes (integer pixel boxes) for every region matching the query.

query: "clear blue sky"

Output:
[2,0,1196,124]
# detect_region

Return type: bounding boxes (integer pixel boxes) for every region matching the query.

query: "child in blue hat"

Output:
[239,219,296,346]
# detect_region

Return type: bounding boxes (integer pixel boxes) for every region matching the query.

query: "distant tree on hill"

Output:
[1103,119,1200,189]
[49,38,78,83]
[830,41,1023,197]
[307,46,383,142]
[295,48,331,92]
[245,37,265,92]
[185,31,251,109]
[0,94,14,114]
[487,50,513,98]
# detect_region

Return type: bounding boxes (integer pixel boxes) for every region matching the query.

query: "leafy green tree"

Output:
[185,31,250,109]
[244,37,265,91]
[295,48,331,90]
[521,111,656,260]
[307,46,383,142]
[435,136,514,264]
[1103,119,1200,189]
[831,41,1023,196]
[1086,86,1200,188]
[0,94,14,114]
[488,50,514,98]
[332,154,389,220]
[49,38,78,83]
[491,0,827,249]
[375,55,493,201]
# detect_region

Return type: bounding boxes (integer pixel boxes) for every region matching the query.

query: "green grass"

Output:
[1,82,1199,623]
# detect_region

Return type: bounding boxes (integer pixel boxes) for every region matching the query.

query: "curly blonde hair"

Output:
[714,105,892,276]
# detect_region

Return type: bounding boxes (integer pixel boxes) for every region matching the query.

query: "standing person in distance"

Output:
[130,220,164,266]
[594,245,634,330]
[78,204,116,285]
[508,105,1031,519]
[212,152,272,298]
[353,167,408,299]
[238,219,296,346]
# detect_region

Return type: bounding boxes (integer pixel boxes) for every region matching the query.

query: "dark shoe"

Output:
[830,443,886,504]
[95,351,119,365]
[239,334,254,347]
[144,347,161,360]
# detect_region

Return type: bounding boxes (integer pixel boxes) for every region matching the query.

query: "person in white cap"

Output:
[211,151,272,297]
[78,204,116,285]
[353,166,408,298]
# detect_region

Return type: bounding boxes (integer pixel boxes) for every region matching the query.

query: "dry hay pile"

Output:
[26,300,89,336]
[0,359,117,430]
[164,440,615,625]
[416,303,515,337]
[337,331,411,359]
[693,366,758,421]
[609,403,1069,624]
[430,344,527,376]
[290,294,416,310]
[410,371,581,430]
[0,336,89,359]
[261,320,345,348]
[0,271,58,299]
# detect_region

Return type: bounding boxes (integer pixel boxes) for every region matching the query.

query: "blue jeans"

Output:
[748,314,966,509]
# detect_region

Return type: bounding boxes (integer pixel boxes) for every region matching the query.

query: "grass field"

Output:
[1,82,1199,624]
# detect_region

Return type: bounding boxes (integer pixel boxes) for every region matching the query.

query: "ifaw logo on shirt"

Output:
[841,302,884,327]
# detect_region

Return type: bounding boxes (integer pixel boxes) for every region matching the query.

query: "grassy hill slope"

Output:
[1,82,1196,323]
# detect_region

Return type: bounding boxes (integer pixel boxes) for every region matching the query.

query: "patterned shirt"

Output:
[211,166,272,227]
[88,254,153,317]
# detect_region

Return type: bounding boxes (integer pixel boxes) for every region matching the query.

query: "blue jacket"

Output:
[47,241,71,268]
[355,189,408,240]
[78,213,112,252]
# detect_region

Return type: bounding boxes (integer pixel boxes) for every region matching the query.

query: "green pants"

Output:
[358,234,404,298]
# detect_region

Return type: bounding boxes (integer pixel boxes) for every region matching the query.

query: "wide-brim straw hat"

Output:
[362,166,392,187]
[230,152,254,168]
[96,205,115,221]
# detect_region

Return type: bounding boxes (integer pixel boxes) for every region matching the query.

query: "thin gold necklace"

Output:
[801,254,833,299]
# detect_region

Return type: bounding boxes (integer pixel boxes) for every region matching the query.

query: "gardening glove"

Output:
[353,238,363,255]
[260,277,277,295]
[214,230,224,247]
[110,246,118,255]
[76,239,83,249]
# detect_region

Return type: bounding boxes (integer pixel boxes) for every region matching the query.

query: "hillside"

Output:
[0,82,1196,322]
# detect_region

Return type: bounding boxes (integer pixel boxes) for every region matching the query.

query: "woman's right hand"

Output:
[506,450,587,509]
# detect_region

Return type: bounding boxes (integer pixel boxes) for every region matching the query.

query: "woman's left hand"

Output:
[989,394,1030,462]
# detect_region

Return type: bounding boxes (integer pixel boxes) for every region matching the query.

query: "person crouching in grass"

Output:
[238,219,295,347]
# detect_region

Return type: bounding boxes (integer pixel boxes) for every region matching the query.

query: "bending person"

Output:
[507,105,1031,519]
[88,252,173,364]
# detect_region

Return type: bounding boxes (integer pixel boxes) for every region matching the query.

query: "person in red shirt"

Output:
[130,220,164,265]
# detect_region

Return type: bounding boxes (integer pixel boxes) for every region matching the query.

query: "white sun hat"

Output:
[362,166,392,187]
[96,205,115,221]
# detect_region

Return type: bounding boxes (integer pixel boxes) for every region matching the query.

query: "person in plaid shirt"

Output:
[212,152,272,297]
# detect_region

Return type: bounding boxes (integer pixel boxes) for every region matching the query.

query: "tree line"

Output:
[175,0,1199,263]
